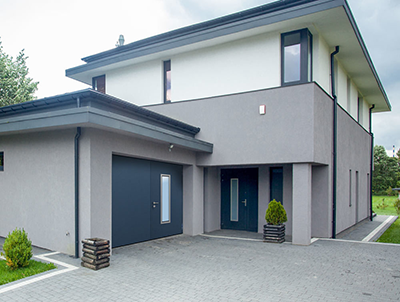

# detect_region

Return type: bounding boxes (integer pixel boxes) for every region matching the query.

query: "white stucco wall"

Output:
[106,60,163,106]
[312,34,331,94]
[104,32,280,105]
[172,32,280,102]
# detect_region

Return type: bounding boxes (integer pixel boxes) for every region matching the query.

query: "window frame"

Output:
[160,174,171,224]
[0,151,3,171]
[281,28,312,86]
[163,60,171,103]
[92,75,106,94]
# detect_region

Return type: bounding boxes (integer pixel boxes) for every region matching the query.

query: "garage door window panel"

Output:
[161,174,171,224]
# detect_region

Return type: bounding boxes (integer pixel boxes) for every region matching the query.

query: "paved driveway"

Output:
[1,234,399,301]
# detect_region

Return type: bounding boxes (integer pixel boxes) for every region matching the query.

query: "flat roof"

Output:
[0,89,213,153]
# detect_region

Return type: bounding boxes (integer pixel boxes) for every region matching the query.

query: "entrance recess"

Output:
[221,168,258,232]
[112,155,183,248]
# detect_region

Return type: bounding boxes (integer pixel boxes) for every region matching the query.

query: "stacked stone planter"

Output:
[263,224,285,243]
[81,238,110,270]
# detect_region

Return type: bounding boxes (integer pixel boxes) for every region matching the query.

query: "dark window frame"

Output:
[281,28,312,86]
[0,151,3,171]
[92,75,106,94]
[163,60,171,103]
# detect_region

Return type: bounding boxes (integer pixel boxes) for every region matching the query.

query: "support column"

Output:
[183,165,204,236]
[292,163,312,245]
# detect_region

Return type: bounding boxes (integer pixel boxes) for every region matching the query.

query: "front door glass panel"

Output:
[230,178,239,222]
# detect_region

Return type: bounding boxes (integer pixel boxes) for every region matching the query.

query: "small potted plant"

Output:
[264,199,287,243]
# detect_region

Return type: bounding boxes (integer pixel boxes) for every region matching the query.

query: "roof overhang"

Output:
[0,90,213,153]
[65,0,390,113]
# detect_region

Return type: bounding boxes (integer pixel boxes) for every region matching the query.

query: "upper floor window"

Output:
[164,60,171,103]
[0,152,4,171]
[281,29,312,86]
[92,75,106,93]
[357,96,363,123]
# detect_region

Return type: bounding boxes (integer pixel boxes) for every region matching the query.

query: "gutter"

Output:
[331,46,339,239]
[369,104,375,221]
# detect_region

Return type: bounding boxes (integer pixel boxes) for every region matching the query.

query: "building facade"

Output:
[0,0,391,256]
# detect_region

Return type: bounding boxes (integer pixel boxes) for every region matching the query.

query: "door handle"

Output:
[241,199,247,207]
[153,201,159,208]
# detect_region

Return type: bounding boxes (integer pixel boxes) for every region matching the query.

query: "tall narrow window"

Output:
[355,171,359,222]
[281,29,312,86]
[160,174,171,224]
[349,170,352,207]
[270,167,283,204]
[347,77,351,112]
[164,60,171,103]
[0,152,3,171]
[357,96,363,123]
[92,75,106,93]
[230,178,239,222]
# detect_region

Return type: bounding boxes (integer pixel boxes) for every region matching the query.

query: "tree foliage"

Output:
[373,145,400,195]
[0,40,39,107]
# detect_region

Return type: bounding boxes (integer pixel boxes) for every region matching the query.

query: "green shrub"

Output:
[265,199,287,225]
[394,199,400,215]
[376,198,388,210]
[1,228,32,270]
[386,186,394,196]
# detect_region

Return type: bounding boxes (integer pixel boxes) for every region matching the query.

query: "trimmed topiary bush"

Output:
[265,199,287,225]
[1,228,33,270]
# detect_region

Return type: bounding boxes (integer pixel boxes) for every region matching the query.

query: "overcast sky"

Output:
[0,0,398,153]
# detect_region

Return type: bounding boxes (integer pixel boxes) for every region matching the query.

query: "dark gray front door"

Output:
[221,168,258,232]
[112,155,183,248]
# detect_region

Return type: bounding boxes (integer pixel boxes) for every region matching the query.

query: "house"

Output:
[0,0,391,257]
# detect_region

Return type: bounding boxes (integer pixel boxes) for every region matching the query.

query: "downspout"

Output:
[331,46,339,239]
[369,105,375,221]
[74,97,81,258]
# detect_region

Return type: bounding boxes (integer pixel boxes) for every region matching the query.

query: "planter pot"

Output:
[263,224,285,243]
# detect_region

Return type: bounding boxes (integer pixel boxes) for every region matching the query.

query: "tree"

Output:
[0,40,39,107]
[373,145,400,195]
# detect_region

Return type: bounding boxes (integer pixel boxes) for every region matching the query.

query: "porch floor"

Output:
[204,229,293,242]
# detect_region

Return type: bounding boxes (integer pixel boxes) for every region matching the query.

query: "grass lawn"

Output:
[372,195,399,244]
[377,218,400,244]
[372,195,399,216]
[0,259,56,286]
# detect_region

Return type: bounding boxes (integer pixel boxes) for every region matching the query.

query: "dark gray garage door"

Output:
[112,155,183,248]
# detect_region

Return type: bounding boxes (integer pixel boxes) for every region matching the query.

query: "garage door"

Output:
[112,155,183,248]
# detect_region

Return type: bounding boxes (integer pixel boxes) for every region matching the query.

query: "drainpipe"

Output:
[74,127,81,258]
[331,46,339,239]
[369,105,375,221]
[74,98,82,258]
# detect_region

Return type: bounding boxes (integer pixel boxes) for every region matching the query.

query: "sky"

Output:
[0,0,399,154]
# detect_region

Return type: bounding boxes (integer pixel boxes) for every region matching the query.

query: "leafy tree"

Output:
[373,145,400,195]
[0,40,39,107]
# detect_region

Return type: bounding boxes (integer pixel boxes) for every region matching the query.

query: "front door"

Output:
[221,168,258,232]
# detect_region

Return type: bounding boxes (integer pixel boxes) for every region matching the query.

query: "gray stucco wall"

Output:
[336,107,371,234]
[0,130,76,255]
[204,167,220,233]
[147,83,331,167]
[312,165,331,237]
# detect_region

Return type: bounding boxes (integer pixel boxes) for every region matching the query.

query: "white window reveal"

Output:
[230,178,239,222]
[161,174,171,224]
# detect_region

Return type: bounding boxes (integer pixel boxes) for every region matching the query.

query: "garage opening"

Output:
[112,155,183,248]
